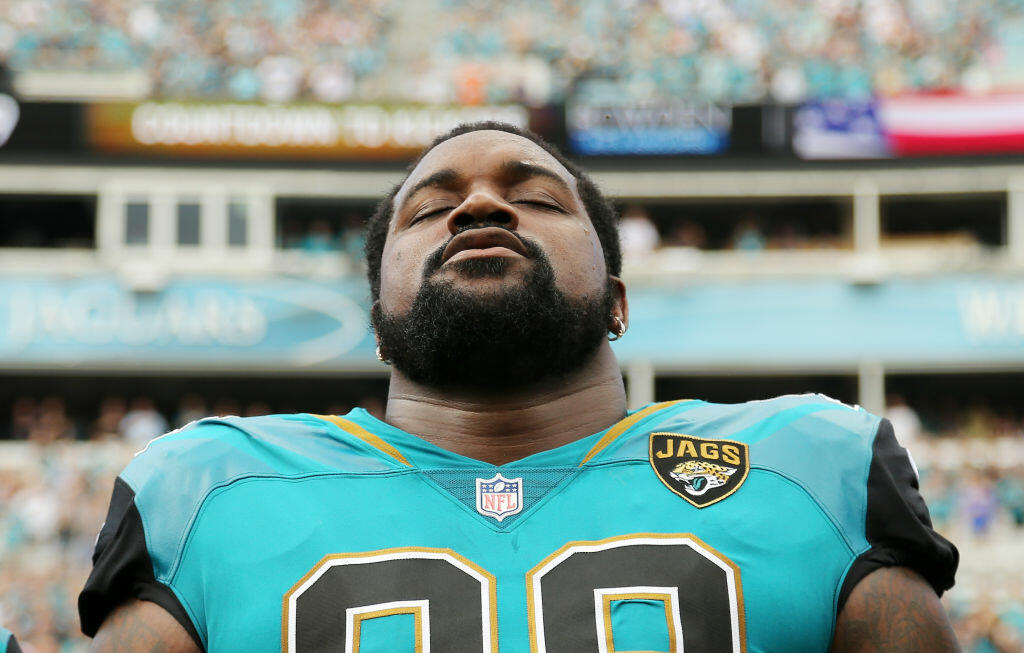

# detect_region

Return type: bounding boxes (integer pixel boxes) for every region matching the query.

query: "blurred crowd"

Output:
[2,0,1022,104]
[614,202,994,271]
[0,394,1021,650]
[277,213,366,258]
[2,393,386,445]
[893,396,1024,652]
[617,204,835,256]
[0,443,121,652]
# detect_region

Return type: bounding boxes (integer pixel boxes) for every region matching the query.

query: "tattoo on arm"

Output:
[90,600,201,653]
[832,566,960,653]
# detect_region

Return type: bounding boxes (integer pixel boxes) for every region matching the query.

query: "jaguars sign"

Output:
[649,433,749,508]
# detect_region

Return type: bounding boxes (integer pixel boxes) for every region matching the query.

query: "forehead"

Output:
[394,130,577,207]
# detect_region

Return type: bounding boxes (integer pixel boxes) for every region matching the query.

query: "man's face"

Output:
[380,130,611,315]
[374,129,623,389]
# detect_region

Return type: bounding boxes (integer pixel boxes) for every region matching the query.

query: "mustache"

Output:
[421,224,542,276]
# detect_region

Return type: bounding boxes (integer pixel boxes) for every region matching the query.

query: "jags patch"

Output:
[649,432,749,508]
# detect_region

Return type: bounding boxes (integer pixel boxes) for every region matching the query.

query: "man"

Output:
[79,122,959,651]
[0,627,21,653]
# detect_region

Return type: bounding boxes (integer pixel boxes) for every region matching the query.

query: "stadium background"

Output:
[0,0,1022,650]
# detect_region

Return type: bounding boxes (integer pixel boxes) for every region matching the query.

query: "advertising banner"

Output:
[1,275,1022,371]
[621,277,1024,367]
[567,101,731,156]
[86,102,529,160]
[794,93,1024,159]
[792,100,889,159]
[0,277,375,369]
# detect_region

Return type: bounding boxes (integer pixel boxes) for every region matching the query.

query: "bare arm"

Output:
[832,566,960,653]
[90,599,202,653]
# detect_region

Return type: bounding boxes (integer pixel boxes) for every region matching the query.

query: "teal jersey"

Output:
[0,627,20,653]
[80,395,956,652]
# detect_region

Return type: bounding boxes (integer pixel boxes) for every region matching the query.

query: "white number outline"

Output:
[526,533,745,653]
[285,534,745,652]
[282,547,497,653]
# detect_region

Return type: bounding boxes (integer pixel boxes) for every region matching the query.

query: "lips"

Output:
[441,227,529,264]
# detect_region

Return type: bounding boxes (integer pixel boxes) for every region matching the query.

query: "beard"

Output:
[372,231,614,391]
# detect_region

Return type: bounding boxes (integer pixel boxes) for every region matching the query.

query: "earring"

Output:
[376,345,390,364]
[608,316,626,341]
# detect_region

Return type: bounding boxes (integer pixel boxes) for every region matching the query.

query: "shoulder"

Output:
[608,394,885,538]
[122,414,299,504]
[606,395,957,611]
[117,412,404,572]
[123,411,399,497]
[614,393,881,458]
[637,392,883,487]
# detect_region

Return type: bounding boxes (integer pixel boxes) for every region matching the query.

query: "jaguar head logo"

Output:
[669,460,737,496]
[650,433,750,508]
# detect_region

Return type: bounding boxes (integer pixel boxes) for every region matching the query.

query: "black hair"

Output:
[364,121,621,300]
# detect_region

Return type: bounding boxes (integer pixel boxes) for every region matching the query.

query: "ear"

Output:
[609,276,629,331]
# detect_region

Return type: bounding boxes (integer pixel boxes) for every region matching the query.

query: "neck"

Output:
[383,345,627,465]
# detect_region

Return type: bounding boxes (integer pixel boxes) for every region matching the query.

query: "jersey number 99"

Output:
[283,533,744,652]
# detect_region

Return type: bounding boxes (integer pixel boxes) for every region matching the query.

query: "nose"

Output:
[446,190,518,234]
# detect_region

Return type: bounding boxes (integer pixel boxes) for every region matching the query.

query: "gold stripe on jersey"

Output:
[578,400,687,466]
[599,590,678,653]
[314,414,413,467]
[350,602,426,652]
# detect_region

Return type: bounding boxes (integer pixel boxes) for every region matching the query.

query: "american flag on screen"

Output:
[878,92,1024,156]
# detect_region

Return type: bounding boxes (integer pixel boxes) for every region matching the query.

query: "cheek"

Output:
[546,225,607,296]
[379,239,421,313]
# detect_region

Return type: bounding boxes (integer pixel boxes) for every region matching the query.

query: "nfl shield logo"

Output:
[475,473,523,522]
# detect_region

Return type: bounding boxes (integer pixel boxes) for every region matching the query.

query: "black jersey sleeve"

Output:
[5,632,22,653]
[78,476,204,650]
[837,418,959,611]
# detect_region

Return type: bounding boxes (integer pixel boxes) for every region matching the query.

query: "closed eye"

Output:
[411,206,455,223]
[512,198,564,212]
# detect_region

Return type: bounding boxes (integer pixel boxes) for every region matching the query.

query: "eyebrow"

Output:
[499,160,574,196]
[400,160,575,208]
[403,168,462,204]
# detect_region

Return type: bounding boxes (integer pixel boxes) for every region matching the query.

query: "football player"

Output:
[80,123,959,651]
